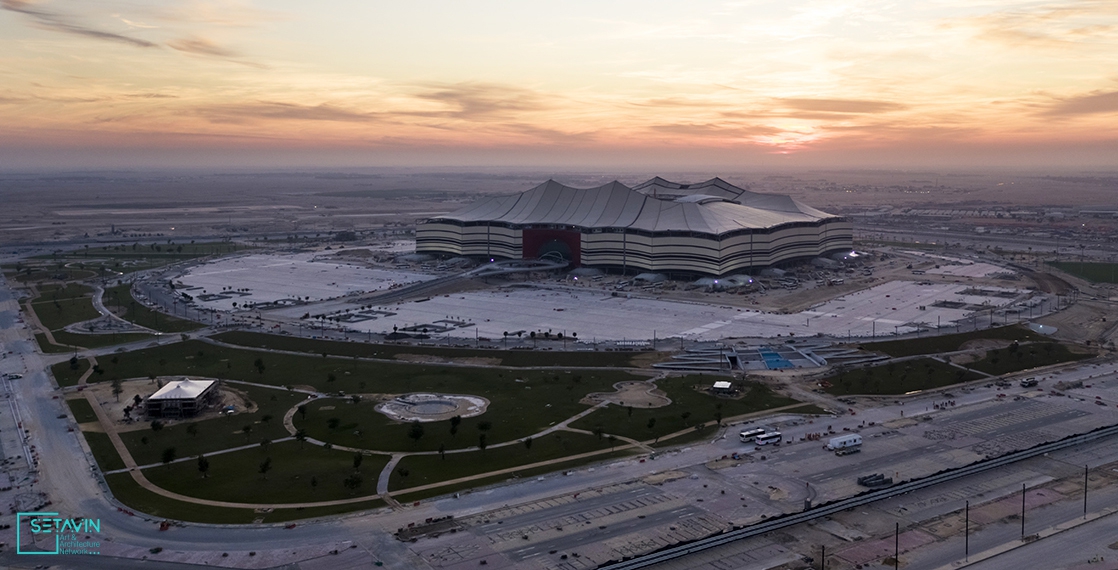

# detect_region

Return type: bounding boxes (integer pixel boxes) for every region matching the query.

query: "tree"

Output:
[161,447,176,464]
[261,414,273,426]
[310,476,318,491]
[327,417,341,431]
[186,424,198,437]
[477,421,492,433]
[260,438,271,452]
[352,453,365,473]
[408,421,425,446]
[438,442,446,460]
[258,457,272,480]
[478,433,488,452]
[150,420,164,432]
[253,358,265,374]
[608,435,617,450]
[680,411,692,425]
[593,426,604,440]
[111,378,123,402]
[524,437,533,453]
[646,418,657,431]
[295,429,307,447]
[197,455,209,478]
[242,424,253,442]
[297,405,307,420]
[343,473,363,493]
[627,406,633,419]
[327,373,336,383]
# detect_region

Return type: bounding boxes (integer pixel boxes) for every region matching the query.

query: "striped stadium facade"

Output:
[416,177,853,277]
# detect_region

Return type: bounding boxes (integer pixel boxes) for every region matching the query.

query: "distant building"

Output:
[416,177,852,277]
[712,380,734,394]
[146,378,217,418]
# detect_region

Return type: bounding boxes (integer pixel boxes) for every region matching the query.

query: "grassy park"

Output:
[823,358,983,395]
[214,330,650,368]
[55,320,820,522]
[118,384,306,466]
[570,375,801,442]
[861,325,1042,357]
[66,398,99,423]
[388,431,627,492]
[1048,261,1118,284]
[103,283,203,333]
[966,342,1093,375]
[144,441,390,504]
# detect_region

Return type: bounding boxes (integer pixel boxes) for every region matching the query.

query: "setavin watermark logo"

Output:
[17,512,102,555]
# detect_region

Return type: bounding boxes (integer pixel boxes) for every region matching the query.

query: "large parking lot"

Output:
[337,279,1039,342]
[174,252,434,311]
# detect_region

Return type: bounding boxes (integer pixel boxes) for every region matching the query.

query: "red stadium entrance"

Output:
[522,229,580,266]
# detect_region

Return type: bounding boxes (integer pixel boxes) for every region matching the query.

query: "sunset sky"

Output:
[2,0,1116,169]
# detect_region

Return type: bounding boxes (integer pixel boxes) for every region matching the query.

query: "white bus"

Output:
[739,428,766,443]
[755,432,782,445]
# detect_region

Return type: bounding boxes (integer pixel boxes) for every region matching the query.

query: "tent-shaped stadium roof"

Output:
[149,378,215,400]
[428,178,837,235]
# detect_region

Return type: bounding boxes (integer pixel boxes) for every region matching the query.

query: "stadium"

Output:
[416,177,853,276]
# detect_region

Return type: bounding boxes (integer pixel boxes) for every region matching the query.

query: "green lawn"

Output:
[67,398,99,423]
[213,331,647,368]
[36,334,79,354]
[389,431,622,492]
[861,326,1042,358]
[1048,262,1118,284]
[967,342,1094,376]
[143,440,389,504]
[69,339,642,453]
[823,358,983,396]
[570,375,801,442]
[118,384,306,466]
[51,357,90,387]
[83,431,126,472]
[103,283,203,333]
[26,282,154,351]
[49,330,152,351]
[105,473,258,524]
[392,449,636,502]
[258,499,386,523]
[4,267,97,283]
[294,365,639,452]
[29,284,99,331]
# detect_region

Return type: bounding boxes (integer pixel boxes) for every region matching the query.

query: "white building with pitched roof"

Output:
[145,378,217,418]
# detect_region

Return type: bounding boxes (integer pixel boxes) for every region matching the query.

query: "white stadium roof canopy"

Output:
[427,178,837,235]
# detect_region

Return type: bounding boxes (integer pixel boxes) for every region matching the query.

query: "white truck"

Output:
[827,434,862,455]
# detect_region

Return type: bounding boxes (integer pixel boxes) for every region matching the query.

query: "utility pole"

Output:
[894,522,899,570]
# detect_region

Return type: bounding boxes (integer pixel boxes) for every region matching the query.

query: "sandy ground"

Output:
[393,353,502,366]
[581,381,671,408]
[82,377,257,433]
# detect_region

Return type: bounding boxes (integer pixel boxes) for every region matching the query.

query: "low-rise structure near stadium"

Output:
[417,177,852,276]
